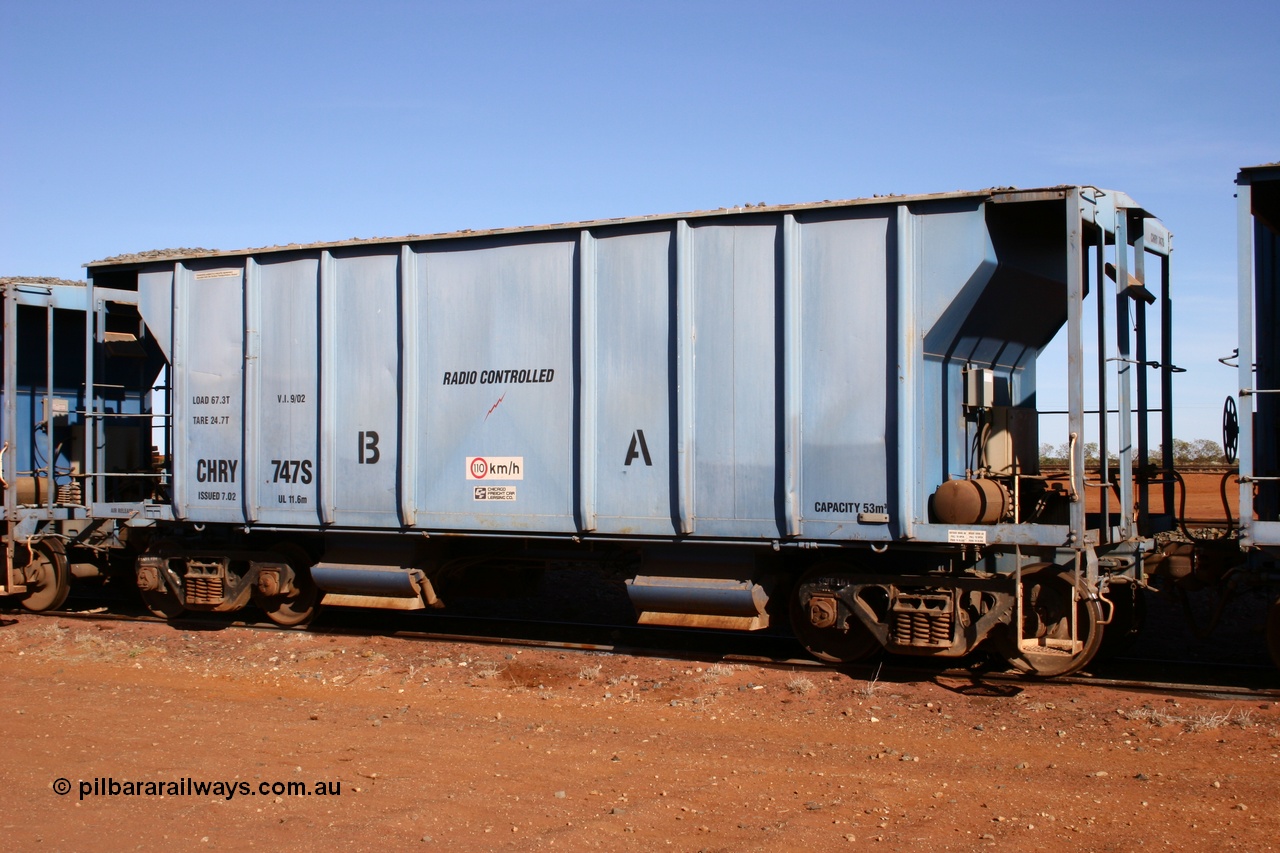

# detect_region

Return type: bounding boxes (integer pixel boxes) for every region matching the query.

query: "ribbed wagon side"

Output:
[87,184,1175,675]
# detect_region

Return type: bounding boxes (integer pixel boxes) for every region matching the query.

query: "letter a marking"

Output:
[624,430,652,467]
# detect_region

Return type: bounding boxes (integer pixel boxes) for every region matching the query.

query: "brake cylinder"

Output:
[931,478,1012,525]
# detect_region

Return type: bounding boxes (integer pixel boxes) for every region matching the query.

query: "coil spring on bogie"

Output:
[892,610,952,647]
[181,559,229,606]
[184,575,224,606]
[890,593,954,648]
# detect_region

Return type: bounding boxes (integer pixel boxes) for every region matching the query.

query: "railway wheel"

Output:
[253,544,319,628]
[789,563,880,664]
[18,540,70,612]
[995,564,1104,677]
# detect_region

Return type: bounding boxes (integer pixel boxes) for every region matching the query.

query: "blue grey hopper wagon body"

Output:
[4,185,1177,676]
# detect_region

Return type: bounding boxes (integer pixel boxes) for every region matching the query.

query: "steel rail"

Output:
[9,604,1278,701]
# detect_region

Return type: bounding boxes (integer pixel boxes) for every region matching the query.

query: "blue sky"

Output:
[2,1,1275,442]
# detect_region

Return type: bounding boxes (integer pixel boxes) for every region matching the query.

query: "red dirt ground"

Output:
[1051,469,1239,521]
[1,613,1278,852]
[1138,471,1239,521]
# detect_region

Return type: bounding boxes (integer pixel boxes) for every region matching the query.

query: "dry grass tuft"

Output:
[473,660,503,679]
[857,663,883,698]
[702,663,735,681]
[1184,711,1233,733]
[1125,705,1249,732]
[786,673,816,695]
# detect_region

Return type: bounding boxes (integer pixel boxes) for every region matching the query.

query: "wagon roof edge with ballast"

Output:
[84,184,1153,269]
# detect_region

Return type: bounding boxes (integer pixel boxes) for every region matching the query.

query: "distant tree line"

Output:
[1038,439,1228,468]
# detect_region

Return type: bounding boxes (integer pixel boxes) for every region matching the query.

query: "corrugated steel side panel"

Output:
[690,221,779,537]
[416,238,577,531]
[252,255,319,525]
[795,212,891,540]
[173,263,244,523]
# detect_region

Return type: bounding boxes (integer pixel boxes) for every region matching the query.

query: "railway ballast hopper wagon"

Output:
[74,186,1175,675]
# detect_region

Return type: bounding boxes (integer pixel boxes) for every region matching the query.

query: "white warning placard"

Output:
[466,456,524,480]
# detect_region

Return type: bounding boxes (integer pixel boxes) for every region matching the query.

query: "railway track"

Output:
[9,598,1279,702]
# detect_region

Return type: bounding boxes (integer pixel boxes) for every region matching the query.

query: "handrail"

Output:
[1067,432,1079,503]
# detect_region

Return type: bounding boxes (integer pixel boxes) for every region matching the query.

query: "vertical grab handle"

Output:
[1067,432,1079,503]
